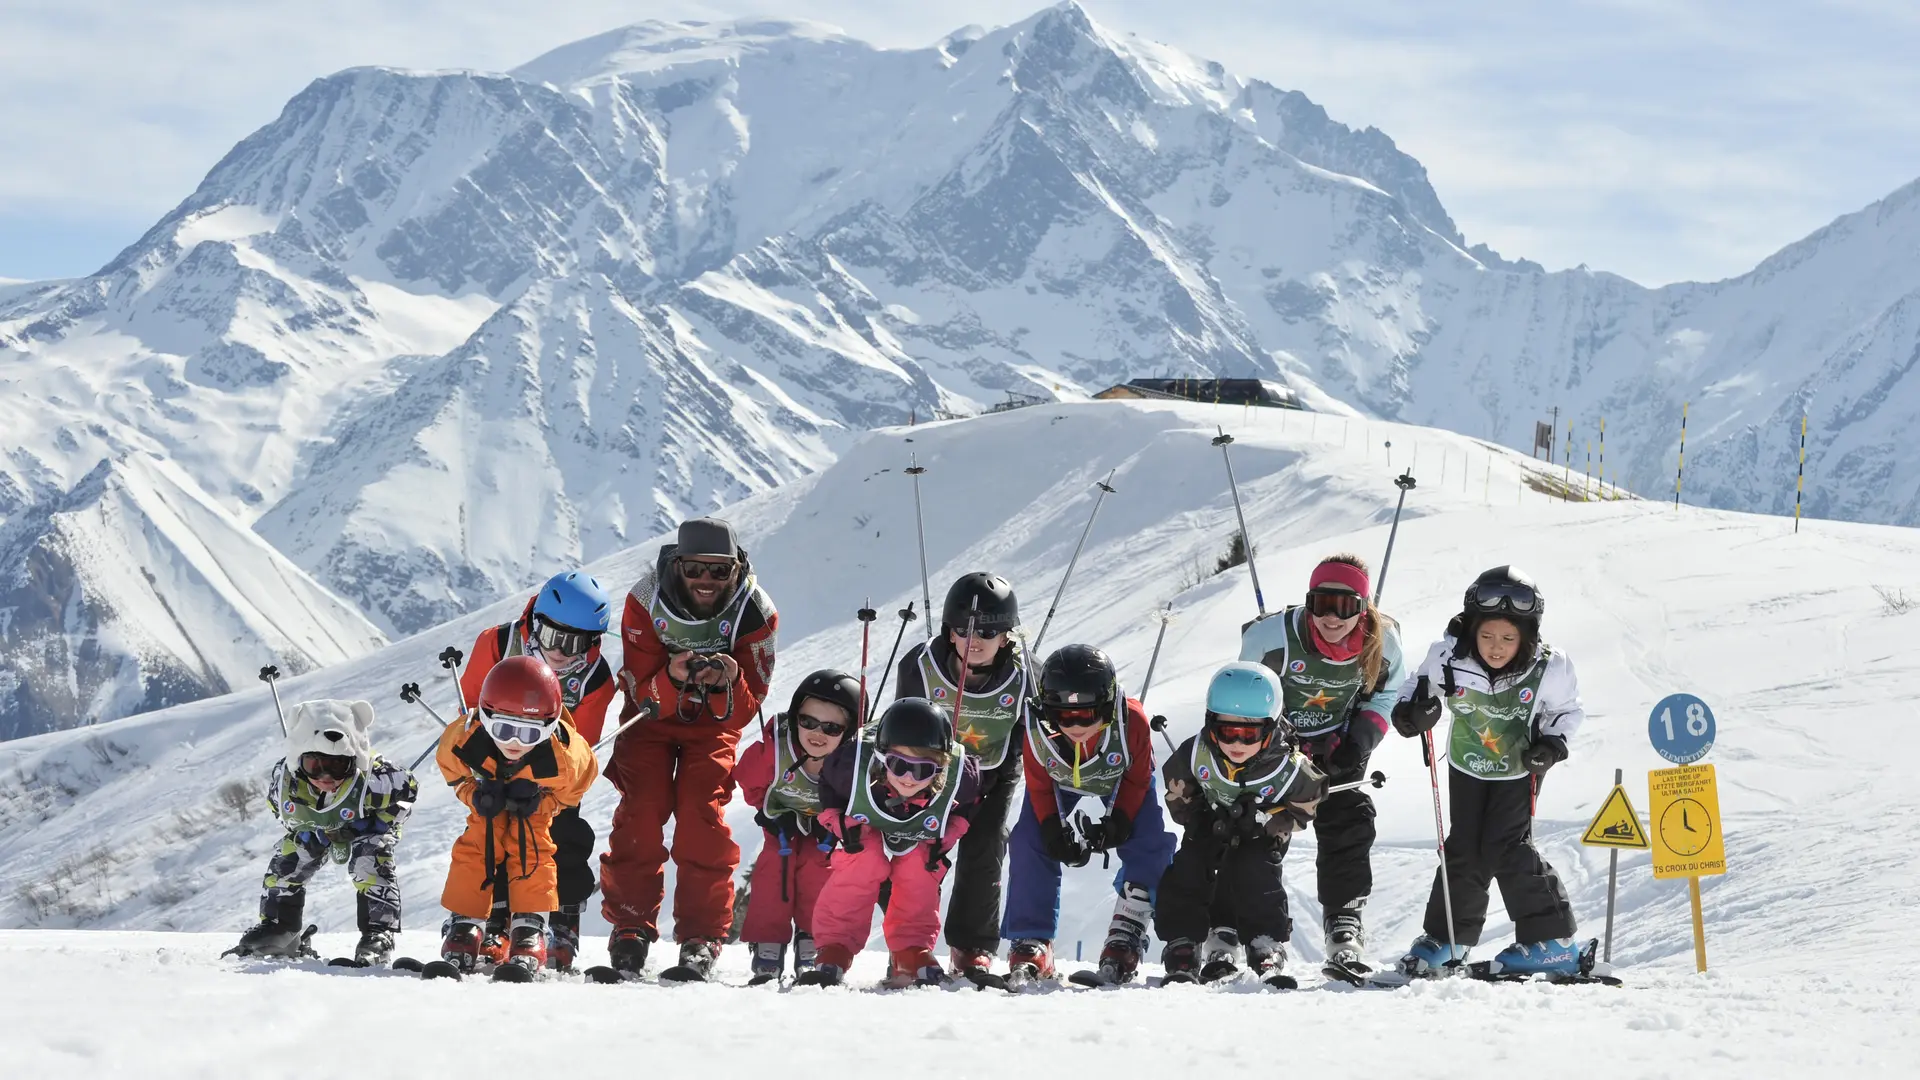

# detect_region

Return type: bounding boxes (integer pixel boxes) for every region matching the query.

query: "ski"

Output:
[391,957,426,973]
[1321,957,1377,987]
[1198,959,1239,985]
[747,972,784,987]
[221,924,320,962]
[1003,965,1053,993]
[327,957,370,968]
[656,965,708,984]
[1159,971,1199,985]
[491,962,540,983]
[1465,962,1622,987]
[961,968,1008,991]
[419,960,466,981]
[791,969,844,988]
[1067,968,1114,988]
[1261,972,1299,990]
[583,965,642,984]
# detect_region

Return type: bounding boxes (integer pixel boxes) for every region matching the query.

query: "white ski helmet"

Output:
[283,699,376,777]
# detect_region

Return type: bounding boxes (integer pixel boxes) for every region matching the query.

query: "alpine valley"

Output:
[6,2,1920,736]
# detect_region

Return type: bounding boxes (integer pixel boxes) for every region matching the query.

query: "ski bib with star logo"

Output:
[1444,649,1551,781]
[1189,739,1308,813]
[762,723,826,821]
[646,573,762,654]
[1026,699,1129,799]
[915,648,1027,770]
[845,738,966,856]
[1272,607,1371,738]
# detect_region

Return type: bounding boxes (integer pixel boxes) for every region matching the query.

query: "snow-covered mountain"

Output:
[6,1,1920,736]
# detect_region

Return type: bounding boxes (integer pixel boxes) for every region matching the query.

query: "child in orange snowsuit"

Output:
[437,656,598,975]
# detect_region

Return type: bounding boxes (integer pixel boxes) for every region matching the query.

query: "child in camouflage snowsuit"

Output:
[232,699,418,965]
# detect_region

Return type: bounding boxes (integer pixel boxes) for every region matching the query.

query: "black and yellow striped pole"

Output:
[1598,417,1608,499]
[1673,402,1690,509]
[1794,414,1808,534]
[1563,421,1573,501]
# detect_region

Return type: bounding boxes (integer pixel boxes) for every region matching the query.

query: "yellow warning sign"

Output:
[1580,785,1650,849]
[1649,764,1727,879]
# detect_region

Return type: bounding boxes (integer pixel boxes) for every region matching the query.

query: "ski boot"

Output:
[748,942,786,986]
[1199,927,1241,983]
[791,930,819,979]
[1248,937,1296,989]
[479,905,512,966]
[546,905,581,971]
[606,926,653,975]
[353,928,395,967]
[795,943,853,987]
[1160,939,1199,984]
[1481,937,1585,977]
[1324,906,1367,969]
[889,947,949,988]
[493,915,547,982]
[949,946,996,984]
[1006,939,1055,988]
[440,917,485,973]
[659,938,721,983]
[228,917,312,959]
[1075,882,1151,986]
[1399,933,1469,978]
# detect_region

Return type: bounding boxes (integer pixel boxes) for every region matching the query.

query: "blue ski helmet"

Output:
[532,571,611,633]
[1205,661,1282,721]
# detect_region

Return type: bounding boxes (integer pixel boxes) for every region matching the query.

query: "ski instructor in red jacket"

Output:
[599,517,777,981]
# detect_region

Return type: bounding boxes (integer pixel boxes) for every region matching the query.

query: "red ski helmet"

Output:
[479,655,564,721]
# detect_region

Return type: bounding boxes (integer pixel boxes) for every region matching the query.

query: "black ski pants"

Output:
[1312,755,1376,918]
[943,759,1018,952]
[1154,826,1292,947]
[1423,771,1575,945]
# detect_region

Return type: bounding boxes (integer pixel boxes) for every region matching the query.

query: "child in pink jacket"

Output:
[735,670,861,985]
[806,697,982,987]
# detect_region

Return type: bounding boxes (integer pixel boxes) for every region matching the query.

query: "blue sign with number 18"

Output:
[1648,693,1716,764]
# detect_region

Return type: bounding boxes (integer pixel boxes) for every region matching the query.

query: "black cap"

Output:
[677,517,737,559]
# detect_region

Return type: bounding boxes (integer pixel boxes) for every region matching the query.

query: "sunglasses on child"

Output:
[531,615,600,657]
[795,713,848,737]
[883,751,941,782]
[1305,589,1368,619]
[678,559,737,580]
[1211,722,1270,746]
[1047,705,1106,729]
[954,627,1008,641]
[481,708,556,748]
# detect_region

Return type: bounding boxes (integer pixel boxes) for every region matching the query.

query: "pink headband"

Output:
[1310,560,1370,597]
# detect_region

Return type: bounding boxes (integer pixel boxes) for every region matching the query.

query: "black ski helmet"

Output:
[942,572,1018,635]
[787,668,866,728]
[1463,565,1544,624]
[1037,644,1118,712]
[874,697,954,754]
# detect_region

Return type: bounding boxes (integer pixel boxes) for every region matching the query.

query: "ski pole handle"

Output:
[259,665,290,738]
[1148,713,1178,755]
[437,646,468,714]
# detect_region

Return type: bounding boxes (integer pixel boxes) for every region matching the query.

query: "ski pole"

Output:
[871,602,917,706]
[1138,602,1174,703]
[438,645,468,715]
[950,594,981,729]
[1211,429,1266,617]
[1373,471,1418,605]
[856,600,876,727]
[1327,770,1387,795]
[592,700,659,754]
[258,665,291,738]
[905,454,934,641]
[1147,714,1178,756]
[400,681,457,771]
[1030,469,1117,656]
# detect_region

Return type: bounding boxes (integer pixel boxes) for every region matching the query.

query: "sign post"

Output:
[1581,769,1649,962]
[1647,693,1724,973]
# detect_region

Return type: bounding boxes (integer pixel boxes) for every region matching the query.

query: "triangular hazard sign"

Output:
[1581,785,1650,849]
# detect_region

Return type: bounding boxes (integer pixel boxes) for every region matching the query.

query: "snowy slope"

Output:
[4,398,1916,989]
[5,398,1918,1076]
[0,453,387,741]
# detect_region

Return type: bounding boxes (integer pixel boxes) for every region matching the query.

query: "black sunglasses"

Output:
[1306,589,1368,619]
[679,559,737,580]
[795,714,848,737]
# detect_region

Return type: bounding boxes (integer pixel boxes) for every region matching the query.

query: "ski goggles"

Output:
[882,751,942,782]
[1305,589,1368,619]
[1466,580,1540,616]
[677,558,738,581]
[481,708,557,748]
[1045,705,1107,729]
[531,615,600,658]
[1210,722,1271,746]
[299,752,355,781]
[794,713,848,738]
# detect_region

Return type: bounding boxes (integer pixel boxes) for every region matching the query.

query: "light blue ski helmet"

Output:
[532,571,612,633]
[1205,661,1282,721]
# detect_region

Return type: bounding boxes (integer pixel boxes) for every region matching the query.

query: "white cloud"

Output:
[1,0,1917,285]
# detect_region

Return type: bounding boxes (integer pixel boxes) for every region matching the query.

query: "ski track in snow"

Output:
[4,399,1920,1075]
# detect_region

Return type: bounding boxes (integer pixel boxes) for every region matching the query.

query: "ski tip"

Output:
[655,966,707,984]
[420,961,465,981]
[390,956,426,973]
[327,957,369,968]
[583,965,637,985]
[491,964,538,983]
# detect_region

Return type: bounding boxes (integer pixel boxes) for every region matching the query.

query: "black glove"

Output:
[1392,676,1444,737]
[754,809,797,837]
[1097,807,1133,852]
[470,777,507,818]
[1522,733,1568,776]
[838,819,865,854]
[1042,816,1092,867]
[1325,733,1366,776]
[502,778,543,820]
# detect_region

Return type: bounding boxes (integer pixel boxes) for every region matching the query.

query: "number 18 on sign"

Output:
[1649,693,1715,764]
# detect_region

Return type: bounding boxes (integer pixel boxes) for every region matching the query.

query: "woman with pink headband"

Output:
[1238,553,1406,978]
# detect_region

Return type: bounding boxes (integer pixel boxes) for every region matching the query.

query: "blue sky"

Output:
[2,0,1916,286]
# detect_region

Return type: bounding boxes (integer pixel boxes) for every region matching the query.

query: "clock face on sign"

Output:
[1658,798,1714,857]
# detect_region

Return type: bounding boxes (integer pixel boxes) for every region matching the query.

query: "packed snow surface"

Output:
[2,399,1916,1076]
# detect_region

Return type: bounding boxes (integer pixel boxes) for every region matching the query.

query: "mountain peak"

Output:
[511,16,856,88]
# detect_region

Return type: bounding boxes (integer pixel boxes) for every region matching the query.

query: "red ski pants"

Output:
[739,828,833,944]
[599,721,741,941]
[810,841,947,966]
